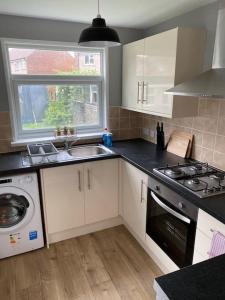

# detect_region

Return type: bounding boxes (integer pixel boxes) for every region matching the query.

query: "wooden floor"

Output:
[0,225,162,300]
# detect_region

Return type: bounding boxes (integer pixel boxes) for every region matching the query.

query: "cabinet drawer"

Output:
[194,229,211,259]
[197,209,225,238]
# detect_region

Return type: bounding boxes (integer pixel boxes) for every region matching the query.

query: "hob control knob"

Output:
[178,202,184,209]
[155,185,160,191]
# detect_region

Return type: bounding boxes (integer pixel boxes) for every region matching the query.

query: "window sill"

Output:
[11,132,102,147]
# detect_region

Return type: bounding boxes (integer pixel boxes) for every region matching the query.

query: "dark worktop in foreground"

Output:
[155,254,225,300]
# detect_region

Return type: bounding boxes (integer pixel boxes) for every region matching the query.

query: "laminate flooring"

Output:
[0,225,163,300]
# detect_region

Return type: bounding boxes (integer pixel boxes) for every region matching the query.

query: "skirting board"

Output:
[48,216,123,245]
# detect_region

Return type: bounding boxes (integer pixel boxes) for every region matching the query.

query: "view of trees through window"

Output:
[18,84,100,130]
[8,47,102,131]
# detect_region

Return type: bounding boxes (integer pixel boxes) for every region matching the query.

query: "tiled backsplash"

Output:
[110,99,225,170]
[109,107,141,140]
[0,111,13,153]
[1,100,225,172]
[137,98,225,171]
[0,106,141,154]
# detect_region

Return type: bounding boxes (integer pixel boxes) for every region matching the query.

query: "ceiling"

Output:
[0,0,218,29]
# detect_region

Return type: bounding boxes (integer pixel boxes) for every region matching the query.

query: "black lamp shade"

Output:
[78,17,121,47]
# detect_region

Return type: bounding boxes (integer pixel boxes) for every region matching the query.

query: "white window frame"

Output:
[1,39,108,144]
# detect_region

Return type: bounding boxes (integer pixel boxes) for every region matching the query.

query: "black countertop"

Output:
[1,139,225,224]
[0,138,188,176]
[155,254,225,300]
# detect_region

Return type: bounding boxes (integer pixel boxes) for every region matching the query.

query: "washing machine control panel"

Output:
[0,179,12,184]
[17,175,33,185]
[0,173,36,190]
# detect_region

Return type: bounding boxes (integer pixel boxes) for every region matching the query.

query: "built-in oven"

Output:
[146,176,198,268]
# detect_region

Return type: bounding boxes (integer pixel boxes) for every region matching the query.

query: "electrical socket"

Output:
[150,130,155,138]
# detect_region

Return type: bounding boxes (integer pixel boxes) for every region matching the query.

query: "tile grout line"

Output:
[212,99,221,165]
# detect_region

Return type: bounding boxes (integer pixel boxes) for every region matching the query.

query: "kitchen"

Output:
[0,0,225,299]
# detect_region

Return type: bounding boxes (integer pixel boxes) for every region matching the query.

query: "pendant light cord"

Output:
[97,0,101,18]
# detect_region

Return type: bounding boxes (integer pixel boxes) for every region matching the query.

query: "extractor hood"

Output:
[166,0,225,98]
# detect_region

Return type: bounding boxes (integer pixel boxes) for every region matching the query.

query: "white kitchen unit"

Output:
[41,164,85,234]
[122,39,145,110]
[41,159,119,244]
[120,160,148,243]
[120,160,179,273]
[193,209,225,264]
[122,27,206,118]
[84,160,119,224]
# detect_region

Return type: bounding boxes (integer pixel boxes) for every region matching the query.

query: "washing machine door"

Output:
[0,187,34,232]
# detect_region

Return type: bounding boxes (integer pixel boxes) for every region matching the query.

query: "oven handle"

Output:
[151,191,191,224]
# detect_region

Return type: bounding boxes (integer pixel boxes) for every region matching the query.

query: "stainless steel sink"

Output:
[67,144,114,159]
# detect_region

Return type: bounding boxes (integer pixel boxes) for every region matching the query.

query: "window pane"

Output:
[18,84,100,130]
[8,48,101,75]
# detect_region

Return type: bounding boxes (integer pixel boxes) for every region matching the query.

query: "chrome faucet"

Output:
[63,138,80,151]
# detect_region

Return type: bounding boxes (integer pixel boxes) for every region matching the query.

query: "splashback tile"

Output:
[198,98,220,118]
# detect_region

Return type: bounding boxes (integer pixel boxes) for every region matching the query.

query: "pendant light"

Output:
[78,0,121,47]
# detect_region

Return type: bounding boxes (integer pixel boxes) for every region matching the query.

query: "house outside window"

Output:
[84,54,95,65]
[2,39,106,143]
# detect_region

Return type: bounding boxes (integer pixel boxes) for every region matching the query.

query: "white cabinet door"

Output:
[142,29,177,116]
[122,27,205,118]
[121,160,148,242]
[41,164,85,234]
[122,39,145,110]
[84,159,119,224]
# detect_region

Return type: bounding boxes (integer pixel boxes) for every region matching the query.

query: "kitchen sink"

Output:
[67,144,114,159]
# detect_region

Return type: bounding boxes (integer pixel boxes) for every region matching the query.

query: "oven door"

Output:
[146,189,196,268]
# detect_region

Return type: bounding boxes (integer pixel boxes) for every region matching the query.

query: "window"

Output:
[84,54,95,65]
[2,40,106,142]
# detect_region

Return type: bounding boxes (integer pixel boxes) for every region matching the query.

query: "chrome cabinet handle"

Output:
[151,191,191,224]
[141,179,144,203]
[78,170,81,192]
[142,82,148,103]
[87,169,91,190]
[137,81,142,103]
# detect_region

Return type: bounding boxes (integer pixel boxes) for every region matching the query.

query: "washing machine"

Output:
[0,172,44,259]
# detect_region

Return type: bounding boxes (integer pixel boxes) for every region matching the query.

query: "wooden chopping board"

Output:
[171,130,193,158]
[167,134,190,158]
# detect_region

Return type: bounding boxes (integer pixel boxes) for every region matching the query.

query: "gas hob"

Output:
[154,162,225,198]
